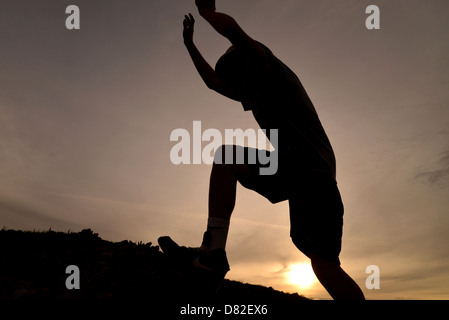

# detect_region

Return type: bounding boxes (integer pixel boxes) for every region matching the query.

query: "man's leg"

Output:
[204,145,250,250]
[289,180,365,300]
[311,253,365,300]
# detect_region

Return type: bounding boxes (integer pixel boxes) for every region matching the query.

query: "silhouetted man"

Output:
[159,0,365,300]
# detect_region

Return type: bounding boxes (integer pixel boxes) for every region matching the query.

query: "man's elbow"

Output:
[205,79,217,90]
[205,77,223,91]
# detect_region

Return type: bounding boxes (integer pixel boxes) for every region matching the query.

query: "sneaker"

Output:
[158,232,230,275]
[192,247,230,275]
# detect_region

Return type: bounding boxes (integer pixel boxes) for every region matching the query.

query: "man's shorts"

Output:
[231,146,344,265]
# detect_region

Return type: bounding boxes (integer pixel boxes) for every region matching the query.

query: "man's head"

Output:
[215,46,251,92]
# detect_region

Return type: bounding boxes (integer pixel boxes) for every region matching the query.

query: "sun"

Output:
[287,262,317,289]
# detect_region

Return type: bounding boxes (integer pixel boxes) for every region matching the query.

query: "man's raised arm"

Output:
[195,0,264,57]
[183,14,241,101]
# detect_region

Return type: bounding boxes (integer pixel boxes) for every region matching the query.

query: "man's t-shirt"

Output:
[241,43,337,181]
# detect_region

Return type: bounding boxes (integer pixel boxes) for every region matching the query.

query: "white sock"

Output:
[205,217,230,250]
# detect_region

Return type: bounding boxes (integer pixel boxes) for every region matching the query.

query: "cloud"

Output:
[0,195,75,231]
[415,150,449,187]
[377,258,449,299]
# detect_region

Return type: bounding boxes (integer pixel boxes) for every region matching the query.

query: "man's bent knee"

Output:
[212,145,251,179]
[214,145,247,165]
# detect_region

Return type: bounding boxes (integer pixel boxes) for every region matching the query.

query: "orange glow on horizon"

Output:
[286,262,318,290]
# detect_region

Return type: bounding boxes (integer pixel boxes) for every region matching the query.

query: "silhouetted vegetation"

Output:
[0,228,307,303]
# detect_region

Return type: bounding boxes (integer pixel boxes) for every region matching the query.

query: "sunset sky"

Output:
[1,0,448,300]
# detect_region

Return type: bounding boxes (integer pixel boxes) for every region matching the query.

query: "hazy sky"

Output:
[1,0,448,300]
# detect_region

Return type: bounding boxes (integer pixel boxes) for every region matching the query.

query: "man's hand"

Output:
[195,0,216,15]
[183,13,195,45]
